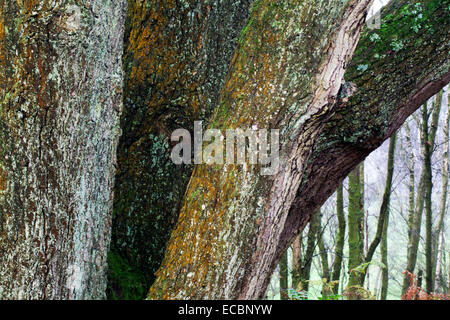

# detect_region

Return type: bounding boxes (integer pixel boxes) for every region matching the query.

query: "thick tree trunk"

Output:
[108,0,252,298]
[0,1,126,299]
[149,0,449,299]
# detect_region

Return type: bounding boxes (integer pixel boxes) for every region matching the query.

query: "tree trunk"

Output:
[279,251,289,300]
[380,205,389,300]
[331,182,345,294]
[435,90,449,292]
[0,1,126,299]
[361,133,397,286]
[149,0,450,299]
[108,0,253,298]
[300,213,320,295]
[424,96,441,293]
[402,97,443,294]
[378,133,398,299]
[149,0,375,300]
[347,164,365,299]
[291,233,303,290]
[316,212,330,297]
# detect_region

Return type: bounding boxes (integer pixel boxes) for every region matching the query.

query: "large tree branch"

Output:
[279,0,449,263]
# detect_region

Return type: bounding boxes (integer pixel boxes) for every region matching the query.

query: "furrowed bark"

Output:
[0,0,126,299]
[149,0,373,299]
[108,0,252,298]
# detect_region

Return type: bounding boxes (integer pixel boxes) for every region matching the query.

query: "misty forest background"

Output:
[267,85,449,300]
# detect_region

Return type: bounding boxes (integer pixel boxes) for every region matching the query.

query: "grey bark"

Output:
[0,0,127,299]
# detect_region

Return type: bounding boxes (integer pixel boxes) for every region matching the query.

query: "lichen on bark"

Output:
[148,0,372,299]
[0,0,127,299]
[108,0,253,299]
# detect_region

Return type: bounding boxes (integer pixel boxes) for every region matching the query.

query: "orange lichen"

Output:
[0,14,5,67]
[0,166,6,193]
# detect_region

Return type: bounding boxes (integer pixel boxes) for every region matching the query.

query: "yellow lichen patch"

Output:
[0,165,7,193]
[0,13,5,67]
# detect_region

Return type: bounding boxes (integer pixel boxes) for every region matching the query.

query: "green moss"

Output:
[106,250,148,300]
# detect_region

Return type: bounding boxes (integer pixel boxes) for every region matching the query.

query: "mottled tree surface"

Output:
[149,0,449,299]
[0,1,126,299]
[108,0,252,298]
[149,0,373,299]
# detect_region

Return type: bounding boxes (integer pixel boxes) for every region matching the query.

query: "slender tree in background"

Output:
[434,91,449,292]
[379,133,398,299]
[0,1,126,299]
[316,212,331,297]
[424,93,442,293]
[347,132,397,299]
[402,97,442,294]
[292,233,303,290]
[279,251,289,300]
[331,182,346,294]
[380,204,390,300]
[346,164,365,299]
[364,133,397,274]
[299,213,321,294]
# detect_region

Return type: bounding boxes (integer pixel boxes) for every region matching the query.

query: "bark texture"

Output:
[0,0,126,299]
[149,0,375,299]
[149,0,449,299]
[108,0,252,298]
